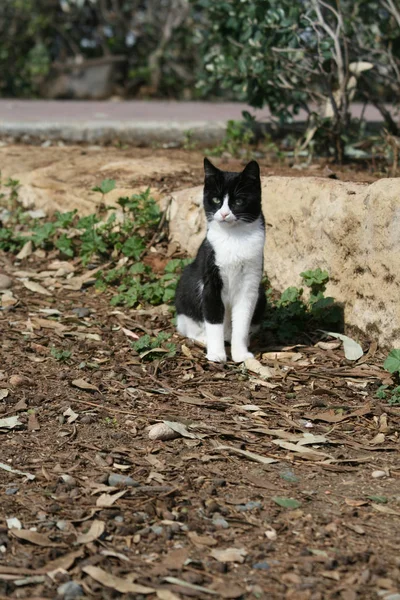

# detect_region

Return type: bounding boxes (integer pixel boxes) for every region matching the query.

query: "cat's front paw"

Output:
[206,351,227,363]
[231,350,254,363]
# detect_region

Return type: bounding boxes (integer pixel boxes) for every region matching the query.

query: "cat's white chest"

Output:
[207,218,265,304]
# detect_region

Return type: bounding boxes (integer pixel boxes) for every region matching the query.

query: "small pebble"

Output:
[56,520,68,531]
[108,473,139,487]
[0,274,12,290]
[72,307,91,318]
[212,514,229,529]
[114,515,124,523]
[372,470,386,479]
[60,474,77,487]
[5,487,19,496]
[150,525,164,535]
[57,580,84,599]
[253,561,270,570]
[236,501,262,512]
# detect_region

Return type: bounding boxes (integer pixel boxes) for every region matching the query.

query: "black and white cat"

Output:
[175,158,266,363]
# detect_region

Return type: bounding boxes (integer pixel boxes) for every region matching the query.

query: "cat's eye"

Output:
[212,197,220,204]
[235,198,245,206]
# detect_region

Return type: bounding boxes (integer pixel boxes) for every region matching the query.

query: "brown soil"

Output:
[0,146,399,600]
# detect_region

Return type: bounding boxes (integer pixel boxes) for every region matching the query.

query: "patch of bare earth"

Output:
[0,146,399,600]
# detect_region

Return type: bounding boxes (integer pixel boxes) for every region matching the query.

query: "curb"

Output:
[0,120,227,145]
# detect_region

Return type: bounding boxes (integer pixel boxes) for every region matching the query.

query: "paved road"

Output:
[0,99,391,144]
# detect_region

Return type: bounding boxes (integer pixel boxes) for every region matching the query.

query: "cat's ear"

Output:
[204,157,220,179]
[241,160,260,180]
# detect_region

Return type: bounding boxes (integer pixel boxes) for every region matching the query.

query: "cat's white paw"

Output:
[231,350,254,363]
[206,351,227,363]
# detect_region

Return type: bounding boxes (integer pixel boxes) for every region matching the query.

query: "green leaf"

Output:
[384,349,400,374]
[367,495,387,504]
[272,496,301,509]
[92,179,116,195]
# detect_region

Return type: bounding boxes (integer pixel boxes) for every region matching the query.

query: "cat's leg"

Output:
[223,306,232,343]
[203,281,226,362]
[231,279,261,363]
[177,315,206,345]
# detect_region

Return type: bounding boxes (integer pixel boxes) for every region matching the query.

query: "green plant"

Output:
[375,384,400,406]
[195,0,400,162]
[383,349,400,375]
[50,347,72,362]
[92,179,116,198]
[264,268,341,343]
[132,332,177,360]
[207,119,254,157]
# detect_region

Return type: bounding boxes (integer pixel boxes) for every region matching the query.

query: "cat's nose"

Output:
[220,210,230,219]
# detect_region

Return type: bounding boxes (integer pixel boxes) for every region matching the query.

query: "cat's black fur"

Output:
[175,158,266,330]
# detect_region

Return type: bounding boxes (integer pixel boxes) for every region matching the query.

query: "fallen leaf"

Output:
[370,432,385,445]
[211,582,246,599]
[157,591,182,600]
[315,341,341,351]
[10,529,66,548]
[344,498,368,507]
[96,490,127,507]
[162,548,189,569]
[0,415,22,429]
[371,503,400,516]
[75,520,105,544]
[210,547,247,563]
[22,280,52,296]
[39,549,84,574]
[213,444,277,465]
[271,439,332,460]
[272,497,302,509]
[32,317,66,331]
[121,327,140,340]
[0,389,9,400]
[188,532,217,547]
[322,331,363,361]
[71,378,99,392]
[305,404,371,423]
[245,357,274,379]
[100,549,130,562]
[262,351,303,362]
[83,566,155,594]
[163,420,198,439]
[163,577,219,596]
[16,241,33,260]
[6,517,22,530]
[0,462,35,480]
[63,407,79,424]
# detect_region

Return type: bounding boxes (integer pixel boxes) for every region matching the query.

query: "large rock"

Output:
[167,177,400,349]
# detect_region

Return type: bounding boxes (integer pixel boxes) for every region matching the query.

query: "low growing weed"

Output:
[376,349,400,405]
[264,268,342,343]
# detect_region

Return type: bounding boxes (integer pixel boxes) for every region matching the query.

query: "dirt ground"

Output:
[0,145,399,600]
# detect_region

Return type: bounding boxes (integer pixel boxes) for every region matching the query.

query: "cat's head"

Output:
[203,158,262,225]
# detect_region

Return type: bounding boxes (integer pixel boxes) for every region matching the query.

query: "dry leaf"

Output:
[210,547,247,563]
[121,327,140,340]
[39,549,83,574]
[164,577,219,596]
[262,351,303,362]
[305,404,371,423]
[96,490,127,507]
[63,407,79,424]
[16,241,33,260]
[0,389,9,400]
[162,548,189,570]
[32,318,66,331]
[344,498,368,507]
[71,378,99,392]
[22,280,52,296]
[213,444,277,465]
[370,432,385,445]
[11,529,66,548]
[371,503,400,516]
[271,439,332,460]
[181,344,194,358]
[188,532,217,547]
[0,415,22,429]
[157,591,182,600]
[163,420,199,439]
[245,357,274,379]
[0,462,35,480]
[75,520,105,544]
[83,566,155,594]
[322,331,363,361]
